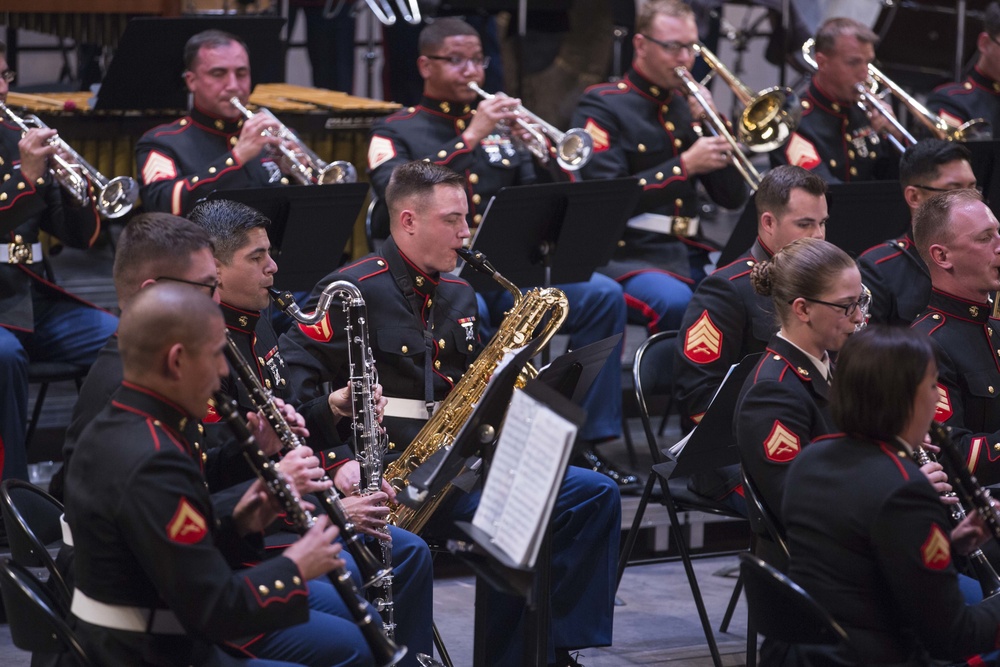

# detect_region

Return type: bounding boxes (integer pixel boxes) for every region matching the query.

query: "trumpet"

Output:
[673,66,763,191]
[229,97,358,185]
[323,0,421,26]
[467,82,594,171]
[693,43,801,153]
[0,102,138,219]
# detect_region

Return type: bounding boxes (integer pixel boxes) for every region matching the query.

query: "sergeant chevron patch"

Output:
[684,311,722,363]
[920,523,950,571]
[763,421,800,463]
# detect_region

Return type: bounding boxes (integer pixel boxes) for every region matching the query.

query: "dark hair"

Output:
[751,237,856,325]
[418,18,480,55]
[912,188,984,264]
[832,326,937,440]
[385,161,465,225]
[188,199,270,264]
[898,138,972,187]
[636,0,694,33]
[184,30,247,71]
[754,165,828,222]
[986,2,1000,38]
[815,17,878,55]
[113,213,214,306]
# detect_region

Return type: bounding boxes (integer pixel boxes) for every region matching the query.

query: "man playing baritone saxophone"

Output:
[188,199,434,667]
[281,161,620,667]
[136,30,295,216]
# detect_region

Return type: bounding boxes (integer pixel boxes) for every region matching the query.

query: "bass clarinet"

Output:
[212,392,406,667]
[221,332,391,590]
[270,283,397,639]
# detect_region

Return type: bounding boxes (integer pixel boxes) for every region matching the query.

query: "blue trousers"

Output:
[0,291,117,481]
[476,273,627,441]
[436,466,621,665]
[619,270,693,335]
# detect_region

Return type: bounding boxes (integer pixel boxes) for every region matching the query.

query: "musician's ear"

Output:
[397,208,418,236]
[417,55,433,80]
[165,342,184,380]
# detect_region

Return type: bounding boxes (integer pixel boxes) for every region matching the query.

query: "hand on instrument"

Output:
[340,494,392,540]
[332,460,398,505]
[867,96,905,142]
[246,398,309,457]
[233,478,284,536]
[277,445,333,496]
[679,136,733,175]
[285,515,345,580]
[951,505,993,556]
[918,460,958,504]
[18,128,58,184]
[233,111,282,165]
[685,82,720,121]
[463,94,522,146]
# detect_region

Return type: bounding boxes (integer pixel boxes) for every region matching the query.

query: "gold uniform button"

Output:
[650,85,660,96]
[870,151,877,159]
[275,580,285,590]
[437,150,447,158]
[407,106,416,113]
[661,105,668,113]
[456,119,466,130]
[264,379,272,389]
[672,166,682,175]
[831,103,841,112]
[0,193,6,201]
[258,356,266,365]
[35,177,44,186]
[438,338,446,349]
[377,260,385,266]
[469,173,479,184]
[673,138,683,148]
[747,260,755,267]
[965,82,974,90]
[473,214,482,224]
[617,239,626,248]
[180,118,189,126]
[434,360,441,370]
[447,376,453,383]
[472,194,481,205]
[844,133,852,141]
[415,275,424,287]
[214,119,225,130]
[665,121,675,131]
[426,298,432,307]
[801,99,811,110]
[468,344,474,352]
[455,142,465,149]
[829,159,837,168]
[226,158,235,166]
[637,143,646,153]
[153,420,162,427]
[638,178,647,186]
[258,585,269,595]
[656,171,664,180]
[201,452,208,463]
[401,345,409,354]
[208,167,217,174]
[674,198,683,207]
[3,174,9,181]
[501,158,510,166]
[328,451,336,460]
[389,442,396,450]
[990,386,996,394]
[617,82,627,90]
[773,354,781,360]
[17,182,25,190]
[293,576,302,586]
[932,314,941,320]
[197,424,204,434]
[847,150,855,159]
[229,137,238,146]
[849,166,858,176]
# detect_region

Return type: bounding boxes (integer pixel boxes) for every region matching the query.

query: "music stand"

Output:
[966,140,1000,216]
[94,16,286,111]
[204,183,369,292]
[536,333,623,408]
[458,178,641,293]
[718,180,909,266]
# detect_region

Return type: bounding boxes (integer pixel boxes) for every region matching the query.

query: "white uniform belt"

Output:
[60,514,73,547]
[626,213,700,238]
[71,588,186,635]
[383,397,440,420]
[1,241,42,264]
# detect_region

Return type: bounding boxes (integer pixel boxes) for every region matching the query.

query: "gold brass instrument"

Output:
[323,0,421,25]
[229,97,358,185]
[384,248,569,535]
[673,66,763,191]
[693,43,801,153]
[467,82,594,171]
[0,102,138,219]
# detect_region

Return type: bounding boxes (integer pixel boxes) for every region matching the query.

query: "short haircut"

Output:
[754,165,828,223]
[119,282,222,378]
[184,29,247,71]
[814,17,878,55]
[418,17,479,55]
[113,212,214,306]
[188,199,271,265]
[986,2,1000,39]
[832,325,938,441]
[912,188,984,264]
[385,161,465,226]
[636,0,695,34]
[898,138,973,187]
[750,237,857,325]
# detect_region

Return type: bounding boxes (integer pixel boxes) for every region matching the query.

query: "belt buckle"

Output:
[671,217,693,237]
[7,242,33,264]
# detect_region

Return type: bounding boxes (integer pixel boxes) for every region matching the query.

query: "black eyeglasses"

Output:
[425,55,491,69]
[912,183,982,194]
[792,293,871,318]
[0,70,15,84]
[156,276,219,298]
[640,35,697,54]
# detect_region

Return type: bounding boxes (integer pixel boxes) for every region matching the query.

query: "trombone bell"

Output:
[739,86,802,153]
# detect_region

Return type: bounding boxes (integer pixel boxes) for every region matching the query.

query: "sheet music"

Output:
[669,360,741,457]
[472,389,577,567]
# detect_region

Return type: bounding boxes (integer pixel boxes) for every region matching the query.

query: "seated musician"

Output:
[912,188,1000,486]
[281,160,620,667]
[927,2,1000,138]
[0,40,118,490]
[64,283,347,667]
[55,213,390,667]
[368,17,635,491]
[735,237,864,566]
[771,17,901,183]
[776,326,1000,666]
[136,30,295,216]
[188,198,434,666]
[674,165,828,511]
[571,0,747,304]
[858,139,977,326]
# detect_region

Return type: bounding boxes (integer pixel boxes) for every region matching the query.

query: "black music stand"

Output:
[204,183,369,292]
[718,180,909,266]
[966,140,1000,216]
[458,178,642,293]
[536,333,622,414]
[94,16,286,111]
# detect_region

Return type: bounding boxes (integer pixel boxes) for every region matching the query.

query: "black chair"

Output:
[0,557,94,666]
[739,552,858,661]
[26,360,88,449]
[0,478,71,609]
[617,331,752,667]
[365,195,389,253]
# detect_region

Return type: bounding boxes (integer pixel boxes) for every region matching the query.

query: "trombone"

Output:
[674,66,763,191]
[229,97,358,185]
[323,0,421,25]
[467,82,594,171]
[0,102,138,220]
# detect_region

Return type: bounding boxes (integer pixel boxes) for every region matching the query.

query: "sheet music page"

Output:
[472,389,578,567]
[669,361,740,457]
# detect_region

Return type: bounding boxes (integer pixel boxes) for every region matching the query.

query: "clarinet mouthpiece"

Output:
[456,247,497,277]
[268,288,297,312]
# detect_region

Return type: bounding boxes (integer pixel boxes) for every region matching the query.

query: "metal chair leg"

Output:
[25,383,50,449]
[432,620,454,667]
[719,571,743,632]
[615,473,657,590]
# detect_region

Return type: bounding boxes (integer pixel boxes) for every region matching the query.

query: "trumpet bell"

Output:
[555,128,594,171]
[98,176,139,219]
[739,86,802,153]
[955,118,992,142]
[317,160,359,184]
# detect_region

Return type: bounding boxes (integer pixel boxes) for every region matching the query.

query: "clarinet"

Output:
[222,332,391,589]
[270,283,397,640]
[912,439,1000,598]
[212,393,406,667]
